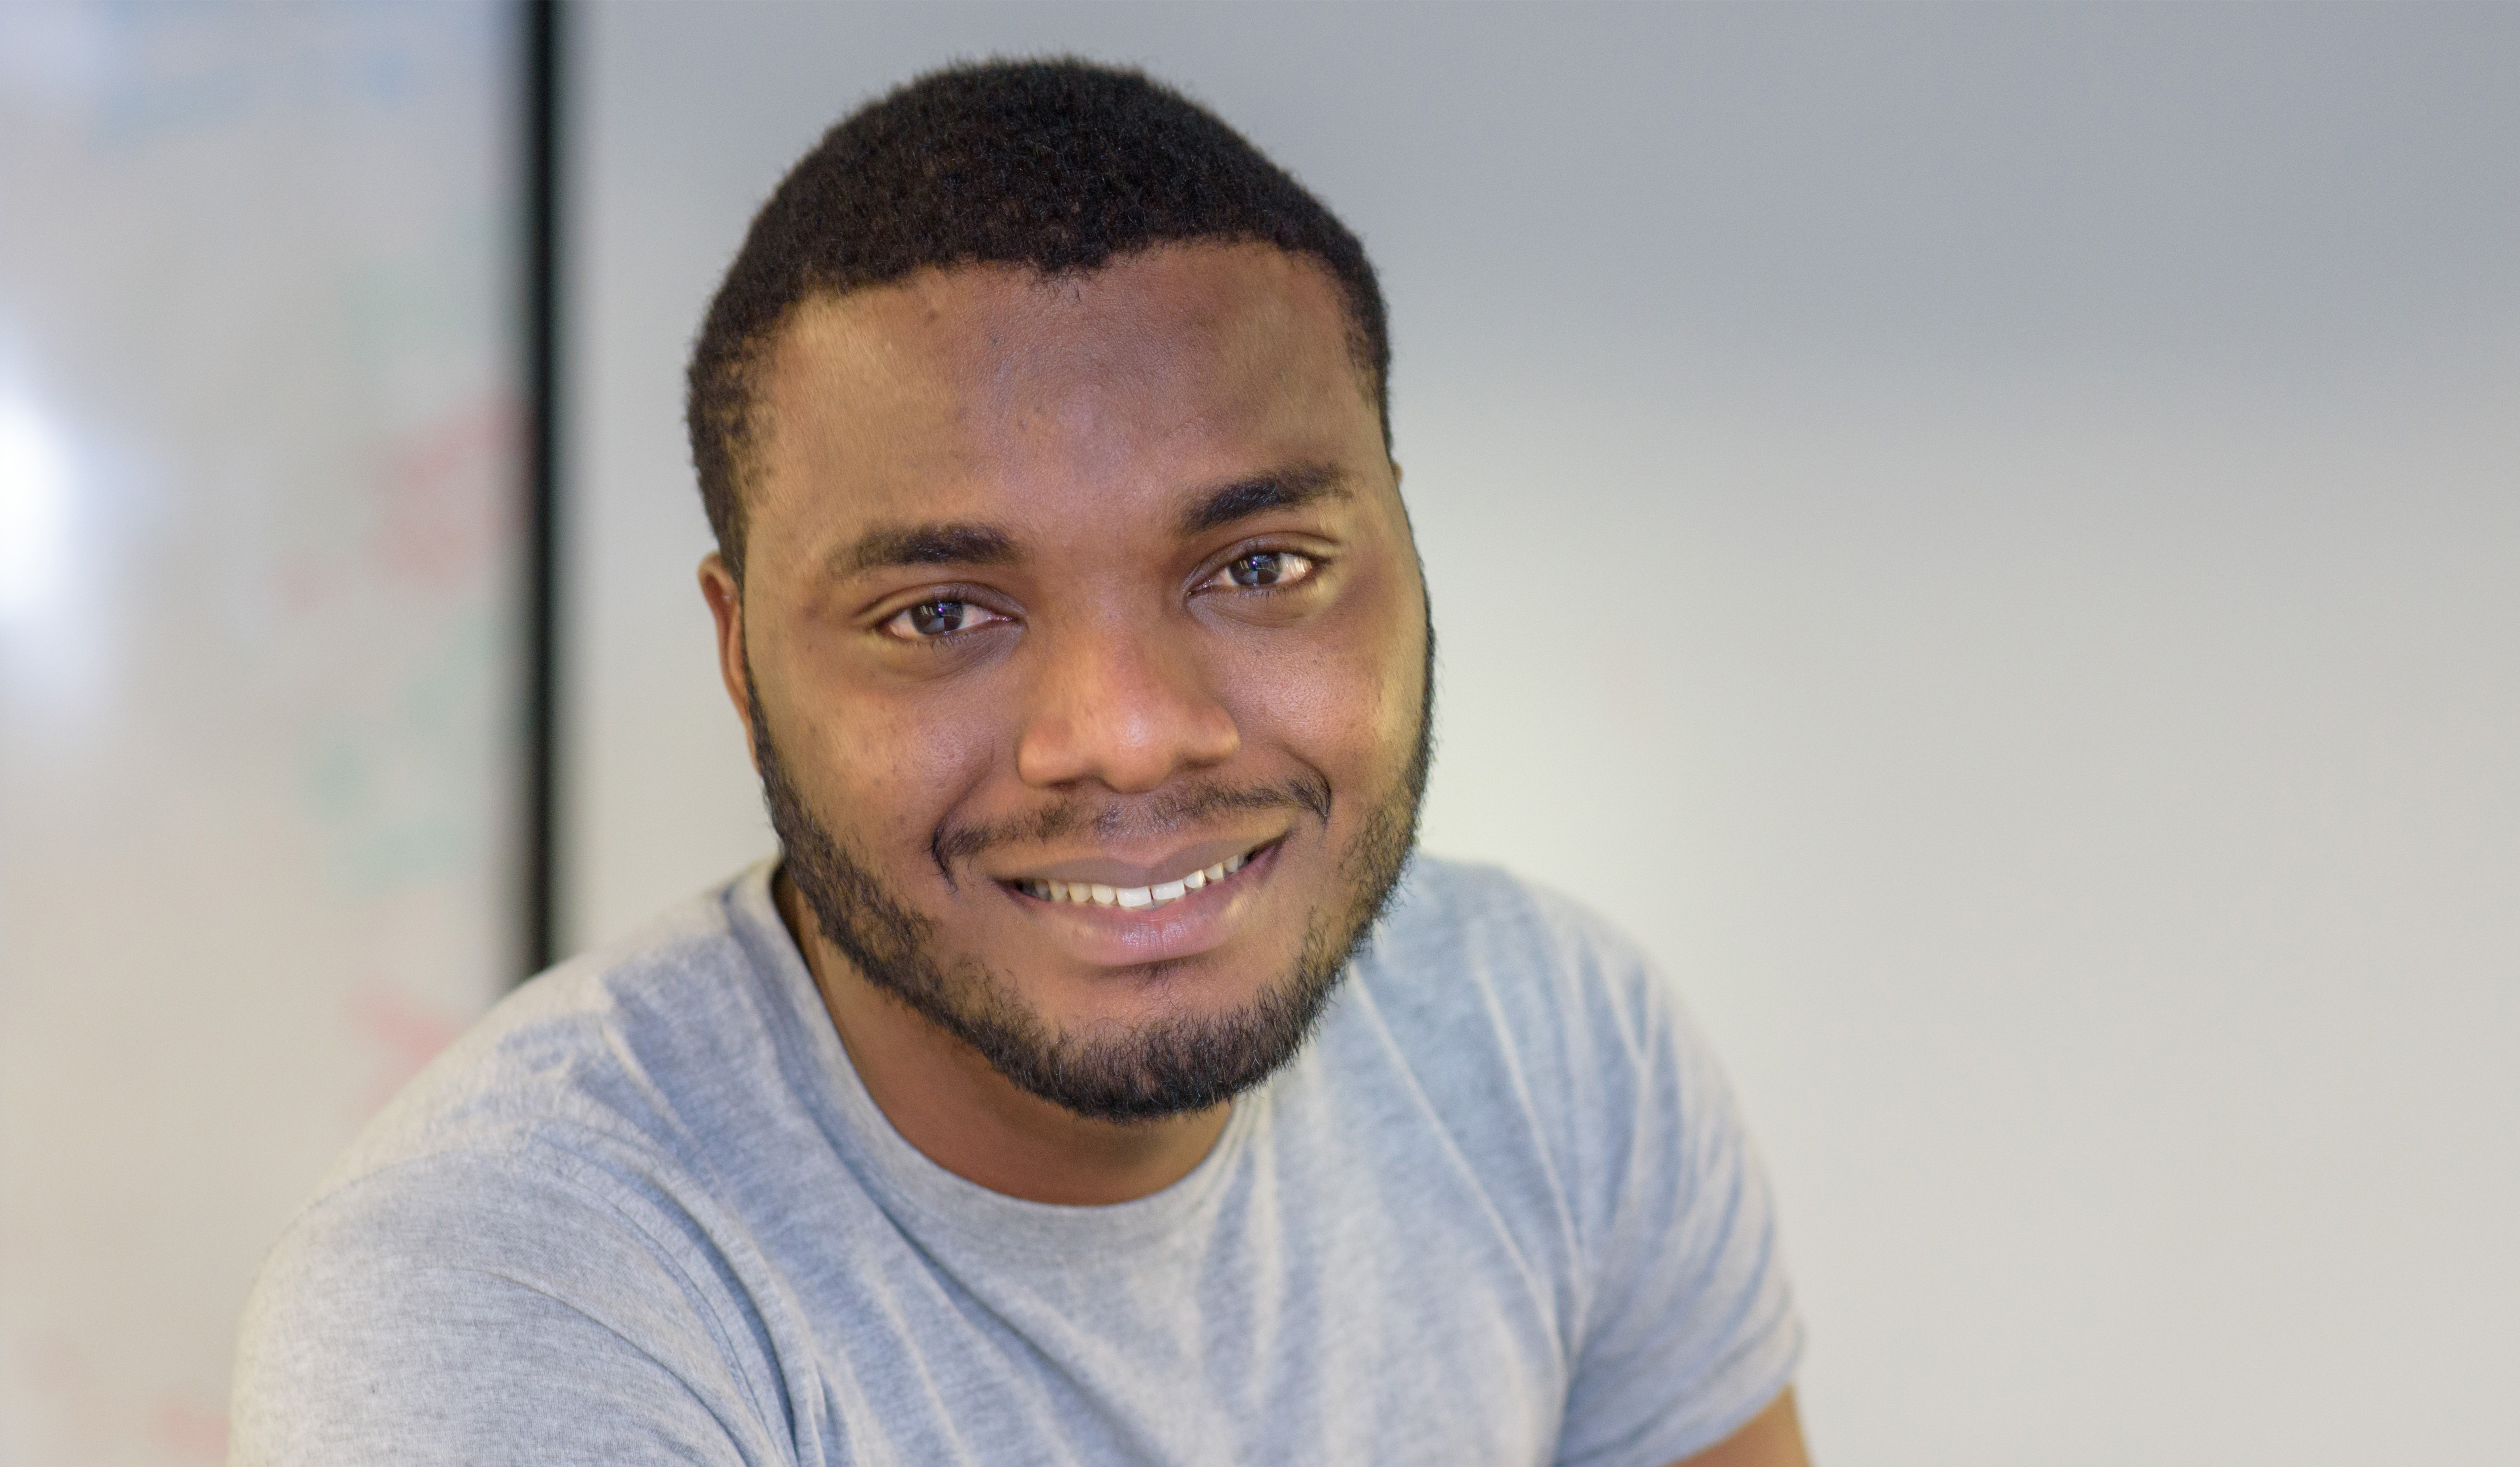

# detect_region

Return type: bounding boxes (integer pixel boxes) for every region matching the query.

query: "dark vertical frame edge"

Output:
[520,0,563,984]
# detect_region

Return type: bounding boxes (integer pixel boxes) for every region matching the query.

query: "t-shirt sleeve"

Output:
[231,1150,792,1467]
[1552,935,1803,1467]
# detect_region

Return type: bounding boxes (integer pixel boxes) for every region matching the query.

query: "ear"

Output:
[698,552,761,773]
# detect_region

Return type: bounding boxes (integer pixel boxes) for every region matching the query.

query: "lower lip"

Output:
[1000,840,1283,967]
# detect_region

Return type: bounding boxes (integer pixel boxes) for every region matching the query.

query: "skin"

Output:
[707,242,1423,1206]
[702,240,1807,1467]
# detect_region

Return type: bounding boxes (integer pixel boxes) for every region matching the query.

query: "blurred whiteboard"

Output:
[0,5,518,1463]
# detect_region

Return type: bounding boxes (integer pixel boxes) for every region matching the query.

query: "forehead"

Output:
[747,243,1381,562]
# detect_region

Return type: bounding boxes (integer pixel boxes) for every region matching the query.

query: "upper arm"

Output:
[1666,1387,1810,1467]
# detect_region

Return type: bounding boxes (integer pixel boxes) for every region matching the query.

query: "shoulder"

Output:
[1341,855,1767,1243]
[1347,861,1804,1462]
[1333,856,1714,1222]
[233,869,807,1461]
[1353,854,1682,1085]
[319,865,788,1194]
[263,857,790,1234]
[244,866,798,1350]
[1373,855,1666,991]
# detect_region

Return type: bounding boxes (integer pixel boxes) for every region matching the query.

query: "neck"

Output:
[773,869,1232,1206]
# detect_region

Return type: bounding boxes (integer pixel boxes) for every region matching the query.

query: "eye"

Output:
[880,598,1007,641]
[1210,550,1316,592]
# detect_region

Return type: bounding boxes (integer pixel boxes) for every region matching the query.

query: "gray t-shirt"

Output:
[232,856,1800,1466]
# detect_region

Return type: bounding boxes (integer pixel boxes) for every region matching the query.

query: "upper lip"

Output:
[989,833,1278,890]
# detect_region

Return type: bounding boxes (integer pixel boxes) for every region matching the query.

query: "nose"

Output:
[1015,616,1240,793]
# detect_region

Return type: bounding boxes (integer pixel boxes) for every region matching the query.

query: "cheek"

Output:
[1223,571,1424,791]
[791,664,1006,860]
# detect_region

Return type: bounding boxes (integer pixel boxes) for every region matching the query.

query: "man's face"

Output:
[707,242,1429,1120]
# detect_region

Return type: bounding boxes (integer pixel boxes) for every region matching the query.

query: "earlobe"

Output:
[697,552,762,771]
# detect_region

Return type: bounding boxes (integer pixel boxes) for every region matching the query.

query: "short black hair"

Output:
[686,58,1391,582]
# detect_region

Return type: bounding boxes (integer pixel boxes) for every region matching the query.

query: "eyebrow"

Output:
[1177,463,1354,537]
[827,463,1353,581]
[830,521,1019,580]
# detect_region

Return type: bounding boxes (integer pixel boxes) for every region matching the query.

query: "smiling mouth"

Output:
[1008,842,1269,912]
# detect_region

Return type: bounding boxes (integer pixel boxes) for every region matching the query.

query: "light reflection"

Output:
[0,396,71,618]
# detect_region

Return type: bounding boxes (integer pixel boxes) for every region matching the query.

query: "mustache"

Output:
[931,771,1333,873]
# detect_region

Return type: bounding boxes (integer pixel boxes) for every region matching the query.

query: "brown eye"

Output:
[883,599,1001,640]
[1222,550,1312,590]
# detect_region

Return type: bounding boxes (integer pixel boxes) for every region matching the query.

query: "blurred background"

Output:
[2,2,2514,1463]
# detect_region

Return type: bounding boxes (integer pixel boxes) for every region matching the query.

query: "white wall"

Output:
[564,5,2520,1460]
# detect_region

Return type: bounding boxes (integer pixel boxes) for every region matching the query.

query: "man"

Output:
[234,60,1808,1466]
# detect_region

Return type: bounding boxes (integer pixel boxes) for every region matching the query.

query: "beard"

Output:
[748,629,1432,1123]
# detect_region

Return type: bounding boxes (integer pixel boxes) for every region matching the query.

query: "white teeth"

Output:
[1022,847,1260,911]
